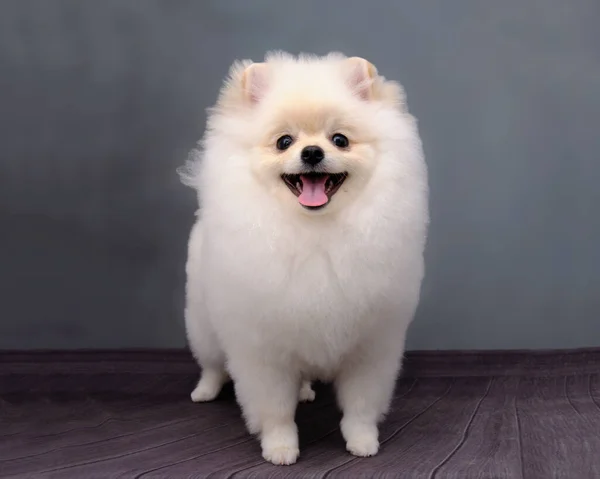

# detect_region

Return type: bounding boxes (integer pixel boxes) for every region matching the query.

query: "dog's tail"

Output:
[177,146,202,189]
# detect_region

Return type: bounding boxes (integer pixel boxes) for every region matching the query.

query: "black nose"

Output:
[300,145,325,166]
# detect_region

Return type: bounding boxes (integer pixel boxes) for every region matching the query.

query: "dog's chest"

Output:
[212,223,396,317]
[254,244,388,334]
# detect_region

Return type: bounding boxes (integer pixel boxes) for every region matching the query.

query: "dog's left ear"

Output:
[344,57,378,100]
[241,63,269,105]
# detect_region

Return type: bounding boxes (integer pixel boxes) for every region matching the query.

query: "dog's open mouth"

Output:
[282,172,348,209]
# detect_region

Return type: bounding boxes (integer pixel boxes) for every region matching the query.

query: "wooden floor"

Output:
[1,349,600,478]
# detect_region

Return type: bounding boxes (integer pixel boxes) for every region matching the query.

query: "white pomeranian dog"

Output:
[180,52,429,465]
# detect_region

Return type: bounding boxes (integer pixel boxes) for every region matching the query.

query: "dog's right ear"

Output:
[241,63,269,105]
[343,57,378,101]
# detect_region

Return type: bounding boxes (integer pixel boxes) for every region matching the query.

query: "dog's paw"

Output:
[190,373,225,402]
[190,381,220,402]
[341,419,379,457]
[261,423,299,465]
[346,434,380,457]
[298,381,316,402]
[262,445,300,465]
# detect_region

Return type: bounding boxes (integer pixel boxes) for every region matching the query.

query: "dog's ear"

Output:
[241,63,269,105]
[344,57,378,100]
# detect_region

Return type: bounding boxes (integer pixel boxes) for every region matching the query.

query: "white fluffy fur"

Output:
[182,52,429,465]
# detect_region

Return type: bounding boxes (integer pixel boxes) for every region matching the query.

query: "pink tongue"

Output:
[298,175,329,207]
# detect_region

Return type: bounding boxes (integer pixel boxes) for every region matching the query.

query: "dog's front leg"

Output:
[334,338,404,457]
[228,354,301,465]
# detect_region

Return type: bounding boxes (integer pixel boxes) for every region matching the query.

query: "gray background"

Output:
[1,0,599,350]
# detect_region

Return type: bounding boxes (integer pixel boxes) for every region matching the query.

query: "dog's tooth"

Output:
[296,181,302,191]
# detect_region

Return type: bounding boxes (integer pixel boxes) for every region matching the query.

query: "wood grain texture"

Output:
[1,349,599,478]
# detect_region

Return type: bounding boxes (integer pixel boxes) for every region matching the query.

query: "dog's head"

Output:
[202,52,412,215]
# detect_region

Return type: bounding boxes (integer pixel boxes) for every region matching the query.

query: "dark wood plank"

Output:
[431,376,524,479]
[517,376,600,479]
[2,351,600,478]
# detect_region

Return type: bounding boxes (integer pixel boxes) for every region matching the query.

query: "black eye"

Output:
[276,135,294,151]
[331,133,349,148]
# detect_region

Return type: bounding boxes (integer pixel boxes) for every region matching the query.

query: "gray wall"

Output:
[1,0,599,350]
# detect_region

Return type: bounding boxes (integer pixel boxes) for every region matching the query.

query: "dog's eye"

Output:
[276,135,294,151]
[331,133,349,148]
